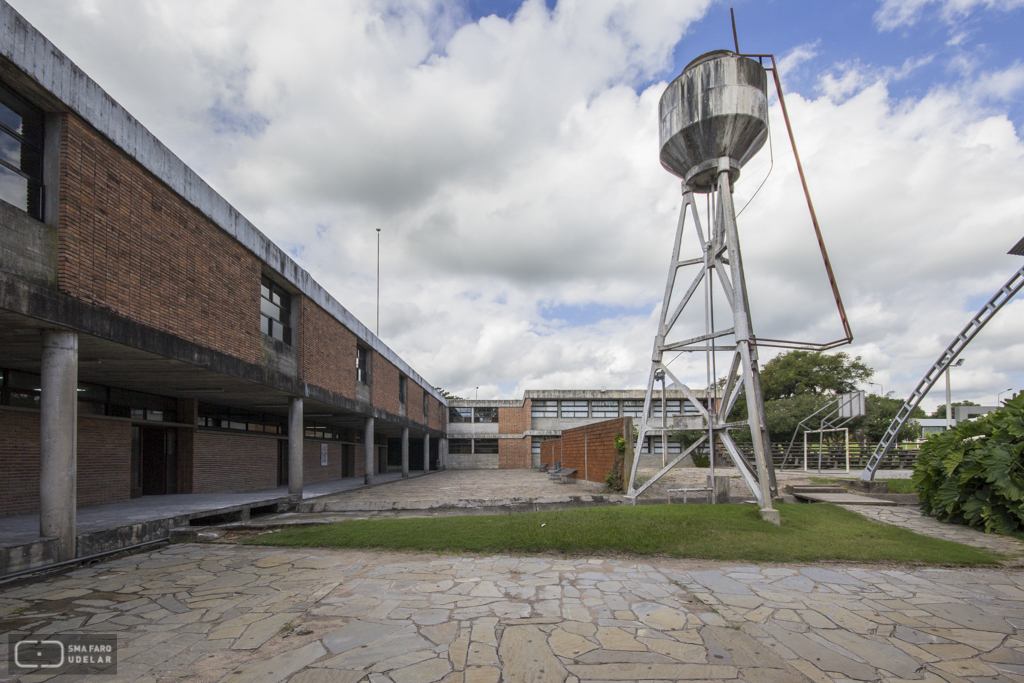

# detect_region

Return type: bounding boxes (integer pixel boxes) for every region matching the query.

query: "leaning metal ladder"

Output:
[860,264,1024,480]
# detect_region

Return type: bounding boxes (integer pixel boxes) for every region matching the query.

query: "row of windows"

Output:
[448,406,498,423]
[448,438,499,454]
[0,368,179,422]
[530,399,700,419]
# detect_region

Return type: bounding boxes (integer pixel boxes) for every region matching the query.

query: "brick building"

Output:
[447,389,709,469]
[0,4,447,560]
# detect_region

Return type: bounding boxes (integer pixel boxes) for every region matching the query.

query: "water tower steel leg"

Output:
[717,162,777,521]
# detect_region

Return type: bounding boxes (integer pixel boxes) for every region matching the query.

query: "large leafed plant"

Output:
[913,393,1024,534]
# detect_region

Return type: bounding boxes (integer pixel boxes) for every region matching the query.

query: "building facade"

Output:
[447,389,710,469]
[0,3,447,559]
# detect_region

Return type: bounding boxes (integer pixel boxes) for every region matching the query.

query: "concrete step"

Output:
[792,491,897,506]
[790,485,847,494]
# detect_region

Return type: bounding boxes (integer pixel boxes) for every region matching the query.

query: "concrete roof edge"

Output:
[0,1,445,405]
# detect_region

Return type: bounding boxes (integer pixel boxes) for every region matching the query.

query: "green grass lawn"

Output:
[881,478,917,494]
[244,503,999,565]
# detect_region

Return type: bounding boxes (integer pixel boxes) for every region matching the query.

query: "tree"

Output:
[434,387,463,400]
[759,350,873,401]
[928,400,979,419]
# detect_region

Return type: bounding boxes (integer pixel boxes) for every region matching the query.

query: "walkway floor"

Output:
[295,470,616,515]
[2,544,1023,682]
[0,472,426,548]
[845,504,1024,559]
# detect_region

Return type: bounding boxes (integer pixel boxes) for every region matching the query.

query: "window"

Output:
[260,275,292,345]
[591,400,619,418]
[474,439,499,454]
[449,407,472,423]
[423,392,429,418]
[399,376,407,405]
[622,400,644,417]
[560,400,588,418]
[474,407,498,423]
[651,399,682,418]
[641,437,683,455]
[0,84,44,220]
[198,404,286,434]
[532,436,557,456]
[449,439,472,454]
[356,346,370,385]
[531,400,557,418]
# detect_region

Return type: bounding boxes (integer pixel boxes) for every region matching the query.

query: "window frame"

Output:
[0,82,44,220]
[560,400,588,418]
[356,345,371,385]
[260,274,293,346]
[473,407,498,423]
[398,375,407,405]
[531,400,557,418]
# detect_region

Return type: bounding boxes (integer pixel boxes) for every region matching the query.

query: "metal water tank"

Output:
[659,50,769,192]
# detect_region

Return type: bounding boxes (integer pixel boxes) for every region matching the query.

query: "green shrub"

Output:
[913,393,1024,534]
[691,449,710,468]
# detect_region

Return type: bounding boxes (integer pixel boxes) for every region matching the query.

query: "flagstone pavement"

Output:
[3,544,1024,683]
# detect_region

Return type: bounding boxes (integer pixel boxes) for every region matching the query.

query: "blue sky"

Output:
[14,0,1024,408]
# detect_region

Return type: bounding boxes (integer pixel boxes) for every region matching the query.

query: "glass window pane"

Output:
[560,400,588,418]
[449,407,472,423]
[450,439,472,454]
[474,439,499,454]
[622,400,644,417]
[474,407,498,423]
[591,400,619,418]
[531,400,557,418]
[261,297,281,322]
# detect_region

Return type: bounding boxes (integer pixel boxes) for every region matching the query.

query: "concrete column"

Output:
[40,329,78,561]
[423,434,431,474]
[364,417,375,485]
[401,427,409,478]
[288,397,303,497]
[440,438,448,471]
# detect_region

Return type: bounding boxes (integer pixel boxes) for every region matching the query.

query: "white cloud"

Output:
[11,0,1024,410]
[875,0,1024,30]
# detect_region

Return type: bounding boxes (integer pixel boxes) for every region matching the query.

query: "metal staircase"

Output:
[860,265,1024,480]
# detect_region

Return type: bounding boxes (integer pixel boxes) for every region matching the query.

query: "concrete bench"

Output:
[552,468,577,483]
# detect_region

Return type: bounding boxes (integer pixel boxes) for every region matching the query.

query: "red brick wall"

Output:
[498,437,530,469]
[58,114,261,365]
[298,299,357,397]
[540,438,562,469]
[408,382,424,423]
[372,353,401,416]
[0,409,131,516]
[303,440,344,483]
[499,401,531,434]
[193,431,279,493]
[552,418,627,484]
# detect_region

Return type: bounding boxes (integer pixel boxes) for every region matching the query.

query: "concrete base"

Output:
[759,508,781,525]
[848,479,889,494]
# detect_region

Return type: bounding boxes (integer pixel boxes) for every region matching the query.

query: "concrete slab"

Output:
[792,491,897,506]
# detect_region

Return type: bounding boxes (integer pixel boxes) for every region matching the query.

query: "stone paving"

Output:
[845,506,1024,559]
[3,544,1024,682]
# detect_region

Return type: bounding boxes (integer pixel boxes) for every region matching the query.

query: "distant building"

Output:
[918,405,1000,438]
[447,389,711,469]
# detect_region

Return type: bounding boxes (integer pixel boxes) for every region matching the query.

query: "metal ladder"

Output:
[860,265,1024,480]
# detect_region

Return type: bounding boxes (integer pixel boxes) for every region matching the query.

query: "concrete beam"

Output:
[39,329,77,561]
[288,397,303,496]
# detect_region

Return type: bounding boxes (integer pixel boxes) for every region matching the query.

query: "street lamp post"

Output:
[867,382,883,398]
[998,388,1014,405]
[376,228,381,337]
[946,358,965,430]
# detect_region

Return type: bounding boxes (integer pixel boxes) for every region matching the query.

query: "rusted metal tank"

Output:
[659,50,768,192]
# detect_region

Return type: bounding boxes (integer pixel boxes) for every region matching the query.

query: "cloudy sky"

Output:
[14,0,1024,411]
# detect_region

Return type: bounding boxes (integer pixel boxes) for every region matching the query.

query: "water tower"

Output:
[626,50,779,522]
